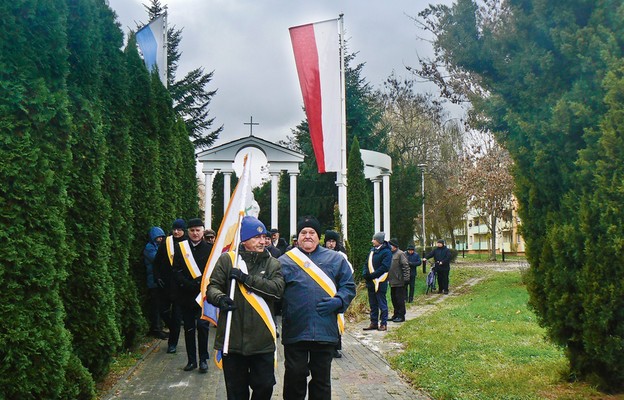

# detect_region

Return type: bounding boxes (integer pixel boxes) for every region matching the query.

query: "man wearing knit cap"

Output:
[153,218,187,354]
[362,232,392,331]
[207,216,284,399]
[279,215,356,399]
[171,218,211,373]
[424,239,452,294]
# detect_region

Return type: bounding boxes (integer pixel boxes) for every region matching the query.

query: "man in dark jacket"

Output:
[153,218,186,353]
[270,228,289,255]
[405,244,422,303]
[387,238,410,323]
[144,226,167,338]
[279,215,355,400]
[362,232,392,331]
[207,216,284,400]
[171,218,212,373]
[425,239,452,294]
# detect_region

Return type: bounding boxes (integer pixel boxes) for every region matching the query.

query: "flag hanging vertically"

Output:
[198,155,257,326]
[136,13,168,86]
[289,18,341,173]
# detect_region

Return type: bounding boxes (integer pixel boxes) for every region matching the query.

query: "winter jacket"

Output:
[171,239,212,308]
[362,242,392,289]
[279,245,356,345]
[425,245,452,270]
[406,251,422,277]
[153,233,187,295]
[207,249,284,355]
[388,249,410,287]
[143,227,166,289]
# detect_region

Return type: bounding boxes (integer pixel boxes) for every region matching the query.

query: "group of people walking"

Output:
[143,214,452,399]
[143,215,355,400]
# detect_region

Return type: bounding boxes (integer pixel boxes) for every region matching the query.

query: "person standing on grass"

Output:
[387,238,410,323]
[279,215,355,399]
[405,244,422,303]
[424,239,452,294]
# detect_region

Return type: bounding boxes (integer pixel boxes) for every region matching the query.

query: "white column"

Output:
[223,171,232,214]
[372,178,381,233]
[382,173,391,239]
[270,172,279,230]
[337,174,348,240]
[289,172,298,239]
[203,170,214,228]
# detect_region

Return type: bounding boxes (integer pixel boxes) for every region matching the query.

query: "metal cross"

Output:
[243,116,259,136]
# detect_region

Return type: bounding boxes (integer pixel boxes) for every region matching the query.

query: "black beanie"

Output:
[297,215,321,238]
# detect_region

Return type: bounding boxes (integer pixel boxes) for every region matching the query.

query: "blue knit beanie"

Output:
[172,218,186,230]
[240,216,267,242]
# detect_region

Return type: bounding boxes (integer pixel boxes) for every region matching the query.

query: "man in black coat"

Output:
[171,218,212,373]
[424,239,452,294]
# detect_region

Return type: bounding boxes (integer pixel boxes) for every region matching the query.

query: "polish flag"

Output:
[290,19,341,173]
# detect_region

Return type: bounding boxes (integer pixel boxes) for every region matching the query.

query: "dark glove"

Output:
[229,268,248,283]
[218,296,237,312]
[316,297,343,316]
[362,271,372,281]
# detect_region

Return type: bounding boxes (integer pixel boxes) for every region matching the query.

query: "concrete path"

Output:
[103,320,431,399]
[103,262,525,399]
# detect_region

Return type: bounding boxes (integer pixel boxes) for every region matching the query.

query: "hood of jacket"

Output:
[149,226,166,243]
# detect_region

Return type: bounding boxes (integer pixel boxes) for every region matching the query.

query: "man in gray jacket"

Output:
[388,238,410,323]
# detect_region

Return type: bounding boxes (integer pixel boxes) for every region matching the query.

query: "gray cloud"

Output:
[108,0,457,147]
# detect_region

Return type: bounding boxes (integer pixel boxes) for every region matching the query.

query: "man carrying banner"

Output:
[206,216,284,400]
[362,232,392,331]
[279,215,355,400]
[171,218,211,373]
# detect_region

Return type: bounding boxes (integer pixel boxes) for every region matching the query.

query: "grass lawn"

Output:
[386,270,622,400]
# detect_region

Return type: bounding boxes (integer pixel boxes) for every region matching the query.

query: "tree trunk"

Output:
[490,214,497,261]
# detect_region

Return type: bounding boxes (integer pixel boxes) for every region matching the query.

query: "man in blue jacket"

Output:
[405,244,422,303]
[362,232,393,331]
[144,226,167,338]
[279,215,355,400]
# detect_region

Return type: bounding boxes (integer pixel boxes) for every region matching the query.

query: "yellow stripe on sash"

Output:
[368,251,388,293]
[166,236,175,265]
[227,252,277,366]
[285,249,345,334]
[180,240,202,279]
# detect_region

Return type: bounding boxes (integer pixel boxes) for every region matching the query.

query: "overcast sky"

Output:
[107,0,459,149]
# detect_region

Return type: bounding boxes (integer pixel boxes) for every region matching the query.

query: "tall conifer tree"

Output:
[63,0,120,379]
[0,1,94,397]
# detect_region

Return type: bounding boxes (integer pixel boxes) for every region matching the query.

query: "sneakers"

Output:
[166,345,177,354]
[199,360,208,373]
[391,317,405,323]
[378,325,387,331]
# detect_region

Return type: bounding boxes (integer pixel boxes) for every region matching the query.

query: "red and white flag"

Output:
[290,19,341,173]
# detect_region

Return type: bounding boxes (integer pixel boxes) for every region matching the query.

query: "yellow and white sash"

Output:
[227,252,277,364]
[166,235,176,266]
[179,240,202,279]
[285,248,345,334]
[368,250,388,293]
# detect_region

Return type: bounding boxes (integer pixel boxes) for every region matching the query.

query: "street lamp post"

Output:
[418,164,426,254]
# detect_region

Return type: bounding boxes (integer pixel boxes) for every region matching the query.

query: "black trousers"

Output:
[390,286,407,319]
[181,305,209,364]
[406,268,417,302]
[284,342,334,400]
[160,298,181,348]
[437,266,450,291]
[222,352,275,400]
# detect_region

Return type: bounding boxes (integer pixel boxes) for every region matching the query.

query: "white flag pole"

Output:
[162,10,168,87]
[338,14,348,240]
[222,155,251,355]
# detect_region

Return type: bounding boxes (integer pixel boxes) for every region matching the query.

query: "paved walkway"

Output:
[103,262,525,399]
[103,321,431,400]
